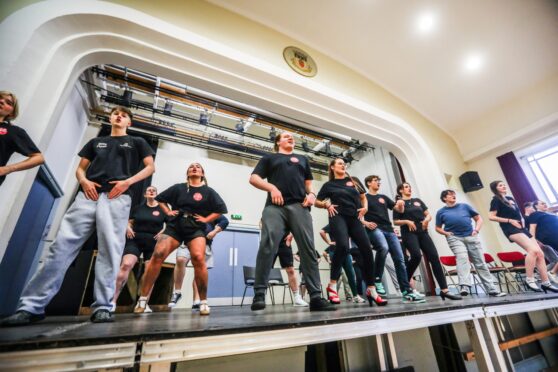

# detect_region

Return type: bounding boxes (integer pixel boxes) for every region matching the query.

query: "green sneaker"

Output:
[375,282,386,295]
[402,291,426,304]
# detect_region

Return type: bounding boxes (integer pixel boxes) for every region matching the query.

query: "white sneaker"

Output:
[293,294,309,307]
[199,303,210,315]
[134,296,148,314]
[144,304,153,313]
[548,272,558,284]
[168,292,182,308]
[412,289,426,299]
[352,295,366,304]
[109,302,116,313]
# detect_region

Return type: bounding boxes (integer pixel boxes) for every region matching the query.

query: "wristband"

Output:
[308,192,316,197]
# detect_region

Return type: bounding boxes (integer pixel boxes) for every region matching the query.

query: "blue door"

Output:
[232,230,260,305]
[207,230,235,305]
[0,166,62,315]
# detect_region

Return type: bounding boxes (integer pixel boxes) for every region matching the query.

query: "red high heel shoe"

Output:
[366,288,388,307]
[326,286,341,304]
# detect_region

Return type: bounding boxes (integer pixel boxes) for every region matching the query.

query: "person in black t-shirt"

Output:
[249,131,334,312]
[134,163,228,316]
[526,200,558,284]
[316,158,387,307]
[362,175,425,303]
[488,181,558,293]
[0,91,44,185]
[3,106,155,327]
[112,186,166,310]
[393,182,461,300]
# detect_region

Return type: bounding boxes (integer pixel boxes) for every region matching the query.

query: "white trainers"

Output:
[293,294,309,307]
[352,295,366,304]
[134,296,148,314]
[199,303,210,315]
[144,304,153,313]
[412,289,426,299]
[548,272,558,284]
[109,302,116,313]
[168,292,182,308]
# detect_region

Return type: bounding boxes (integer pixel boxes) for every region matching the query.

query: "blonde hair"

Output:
[0,91,19,121]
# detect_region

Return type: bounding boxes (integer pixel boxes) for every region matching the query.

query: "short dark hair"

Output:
[440,189,455,202]
[364,175,381,187]
[110,106,133,122]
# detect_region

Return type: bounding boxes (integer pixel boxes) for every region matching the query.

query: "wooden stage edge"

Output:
[0,293,557,370]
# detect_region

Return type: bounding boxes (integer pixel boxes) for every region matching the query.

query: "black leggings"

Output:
[402,230,447,289]
[329,214,375,286]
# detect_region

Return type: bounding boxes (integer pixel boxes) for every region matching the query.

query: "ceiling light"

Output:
[463,53,484,72]
[416,12,437,34]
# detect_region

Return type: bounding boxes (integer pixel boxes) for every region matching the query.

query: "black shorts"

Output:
[501,225,532,242]
[123,232,157,260]
[272,241,294,268]
[163,215,206,245]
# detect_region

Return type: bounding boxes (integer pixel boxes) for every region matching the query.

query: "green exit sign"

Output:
[231,214,242,220]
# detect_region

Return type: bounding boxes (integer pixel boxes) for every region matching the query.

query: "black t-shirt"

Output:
[393,198,428,233]
[526,211,558,242]
[0,121,41,184]
[252,153,313,206]
[156,183,228,217]
[317,177,363,216]
[364,193,396,232]
[130,203,167,235]
[78,135,154,193]
[489,196,522,229]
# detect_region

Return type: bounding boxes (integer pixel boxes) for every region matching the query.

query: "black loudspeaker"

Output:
[459,171,483,192]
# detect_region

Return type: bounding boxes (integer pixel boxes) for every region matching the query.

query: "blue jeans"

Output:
[367,228,411,292]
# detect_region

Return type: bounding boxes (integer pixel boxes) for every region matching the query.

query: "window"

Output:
[526,144,558,205]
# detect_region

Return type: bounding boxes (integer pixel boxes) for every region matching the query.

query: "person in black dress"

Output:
[134,163,228,315]
[0,91,44,185]
[489,181,558,293]
[316,158,387,306]
[526,200,558,284]
[112,186,166,311]
[393,182,461,300]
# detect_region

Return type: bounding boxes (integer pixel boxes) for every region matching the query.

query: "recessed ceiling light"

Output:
[463,53,484,72]
[416,12,437,34]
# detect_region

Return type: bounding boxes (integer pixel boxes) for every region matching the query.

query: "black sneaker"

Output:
[90,309,114,323]
[251,293,266,311]
[310,297,336,311]
[192,302,201,310]
[0,311,45,327]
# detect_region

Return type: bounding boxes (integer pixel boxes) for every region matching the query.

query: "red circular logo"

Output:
[379,198,385,204]
[413,201,421,207]
[152,211,160,216]
[0,128,7,135]
[346,181,354,187]
[193,192,203,201]
[290,157,299,163]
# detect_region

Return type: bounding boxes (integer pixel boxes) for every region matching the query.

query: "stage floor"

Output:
[2,292,558,353]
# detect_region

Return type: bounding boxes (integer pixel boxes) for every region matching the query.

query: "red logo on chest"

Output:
[290,157,299,163]
[0,128,7,135]
[413,201,421,207]
[379,198,385,204]
[346,181,354,187]
[152,211,160,216]
[193,192,203,201]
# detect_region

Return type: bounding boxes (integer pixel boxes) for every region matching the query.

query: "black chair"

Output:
[241,266,256,306]
[268,268,292,305]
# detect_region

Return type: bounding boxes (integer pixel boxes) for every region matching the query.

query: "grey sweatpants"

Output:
[446,235,497,293]
[18,192,131,315]
[255,203,322,298]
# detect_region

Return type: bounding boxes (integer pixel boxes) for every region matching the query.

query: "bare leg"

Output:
[510,234,549,281]
[192,280,200,302]
[140,235,180,296]
[285,266,299,292]
[174,256,188,291]
[113,254,138,302]
[188,237,208,300]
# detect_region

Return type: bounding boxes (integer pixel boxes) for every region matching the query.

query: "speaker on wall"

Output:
[460,171,483,192]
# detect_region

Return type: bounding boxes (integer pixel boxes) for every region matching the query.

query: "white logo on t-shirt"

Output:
[97,143,107,148]
[120,143,132,148]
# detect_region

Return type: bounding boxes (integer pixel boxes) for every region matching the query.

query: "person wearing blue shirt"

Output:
[435,190,505,297]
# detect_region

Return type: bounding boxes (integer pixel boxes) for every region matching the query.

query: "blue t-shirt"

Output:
[436,203,479,237]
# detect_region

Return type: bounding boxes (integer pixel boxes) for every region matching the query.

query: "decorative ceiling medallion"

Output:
[283,46,317,77]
